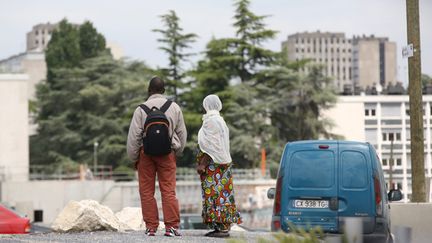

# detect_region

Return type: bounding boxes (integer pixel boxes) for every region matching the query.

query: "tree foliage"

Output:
[45,19,108,82]
[153,10,197,100]
[31,55,153,169]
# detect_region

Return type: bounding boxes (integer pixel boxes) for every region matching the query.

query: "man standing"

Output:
[127,77,187,237]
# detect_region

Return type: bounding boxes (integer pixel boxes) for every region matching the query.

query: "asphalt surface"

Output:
[0,230,274,243]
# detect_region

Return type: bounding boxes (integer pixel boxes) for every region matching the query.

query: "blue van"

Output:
[267,140,402,242]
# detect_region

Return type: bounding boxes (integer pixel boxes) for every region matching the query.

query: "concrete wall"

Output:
[0,74,29,182]
[0,179,276,225]
[390,203,432,243]
[385,42,397,84]
[0,180,115,223]
[357,39,380,88]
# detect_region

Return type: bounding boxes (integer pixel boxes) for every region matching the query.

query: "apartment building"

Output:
[26,22,58,51]
[324,95,432,202]
[282,31,397,92]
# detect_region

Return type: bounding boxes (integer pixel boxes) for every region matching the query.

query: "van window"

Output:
[289,151,335,188]
[341,151,368,189]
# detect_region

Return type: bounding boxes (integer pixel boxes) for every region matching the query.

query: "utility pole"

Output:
[406,0,426,202]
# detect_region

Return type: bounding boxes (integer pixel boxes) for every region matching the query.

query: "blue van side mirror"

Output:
[267,188,276,199]
[388,189,403,201]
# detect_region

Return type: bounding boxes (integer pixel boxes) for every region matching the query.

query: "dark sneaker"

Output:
[145,228,156,236]
[205,230,230,238]
[164,227,181,237]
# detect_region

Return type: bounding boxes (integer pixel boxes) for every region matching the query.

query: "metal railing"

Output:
[26,165,271,181]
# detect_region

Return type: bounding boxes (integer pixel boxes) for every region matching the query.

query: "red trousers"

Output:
[137,149,180,229]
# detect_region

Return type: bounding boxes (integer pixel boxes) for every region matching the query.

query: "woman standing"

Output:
[196,94,242,238]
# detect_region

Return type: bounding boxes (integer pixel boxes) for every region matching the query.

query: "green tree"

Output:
[422,74,432,87]
[45,19,81,81]
[153,10,197,100]
[31,55,153,170]
[180,0,278,168]
[79,21,107,59]
[45,19,109,82]
[232,0,278,82]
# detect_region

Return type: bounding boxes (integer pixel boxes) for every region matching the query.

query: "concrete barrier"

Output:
[390,203,432,243]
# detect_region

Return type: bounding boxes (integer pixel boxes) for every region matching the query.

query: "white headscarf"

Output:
[198,94,232,164]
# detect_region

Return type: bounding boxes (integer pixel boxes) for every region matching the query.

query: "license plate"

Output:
[294,200,329,208]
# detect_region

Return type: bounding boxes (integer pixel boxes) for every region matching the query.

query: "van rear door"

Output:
[338,143,375,233]
[283,142,339,232]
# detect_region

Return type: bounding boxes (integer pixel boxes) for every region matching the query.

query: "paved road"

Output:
[0,230,274,243]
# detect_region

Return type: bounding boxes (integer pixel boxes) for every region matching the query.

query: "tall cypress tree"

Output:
[153,10,197,101]
[232,0,278,82]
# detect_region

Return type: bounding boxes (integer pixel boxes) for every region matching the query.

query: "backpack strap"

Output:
[138,104,151,114]
[159,100,172,113]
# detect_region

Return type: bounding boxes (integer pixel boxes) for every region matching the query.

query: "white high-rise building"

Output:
[324,95,432,202]
[282,31,397,93]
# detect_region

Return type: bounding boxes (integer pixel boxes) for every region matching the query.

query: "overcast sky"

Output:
[1,0,431,85]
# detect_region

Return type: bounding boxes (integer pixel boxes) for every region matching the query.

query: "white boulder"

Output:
[115,207,165,231]
[52,200,127,232]
[115,207,145,231]
[231,224,247,232]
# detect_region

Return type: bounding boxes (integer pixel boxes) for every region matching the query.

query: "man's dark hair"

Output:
[148,76,165,95]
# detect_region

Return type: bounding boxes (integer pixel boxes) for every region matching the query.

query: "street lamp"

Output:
[93,141,99,177]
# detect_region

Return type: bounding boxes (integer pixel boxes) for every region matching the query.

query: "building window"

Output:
[296,48,299,53]
[371,109,376,116]
[35,40,38,44]
[396,158,402,166]
[337,48,340,53]
[342,49,346,53]
[301,38,304,44]
[382,158,388,166]
[382,132,402,141]
[301,48,304,53]
[307,48,310,53]
[365,109,370,116]
[295,38,299,44]
[331,48,334,53]
[35,30,38,35]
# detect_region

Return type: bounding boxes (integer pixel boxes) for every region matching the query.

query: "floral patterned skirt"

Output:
[197,152,242,231]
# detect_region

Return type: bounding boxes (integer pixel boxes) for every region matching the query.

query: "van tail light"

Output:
[373,174,383,216]
[274,176,283,216]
